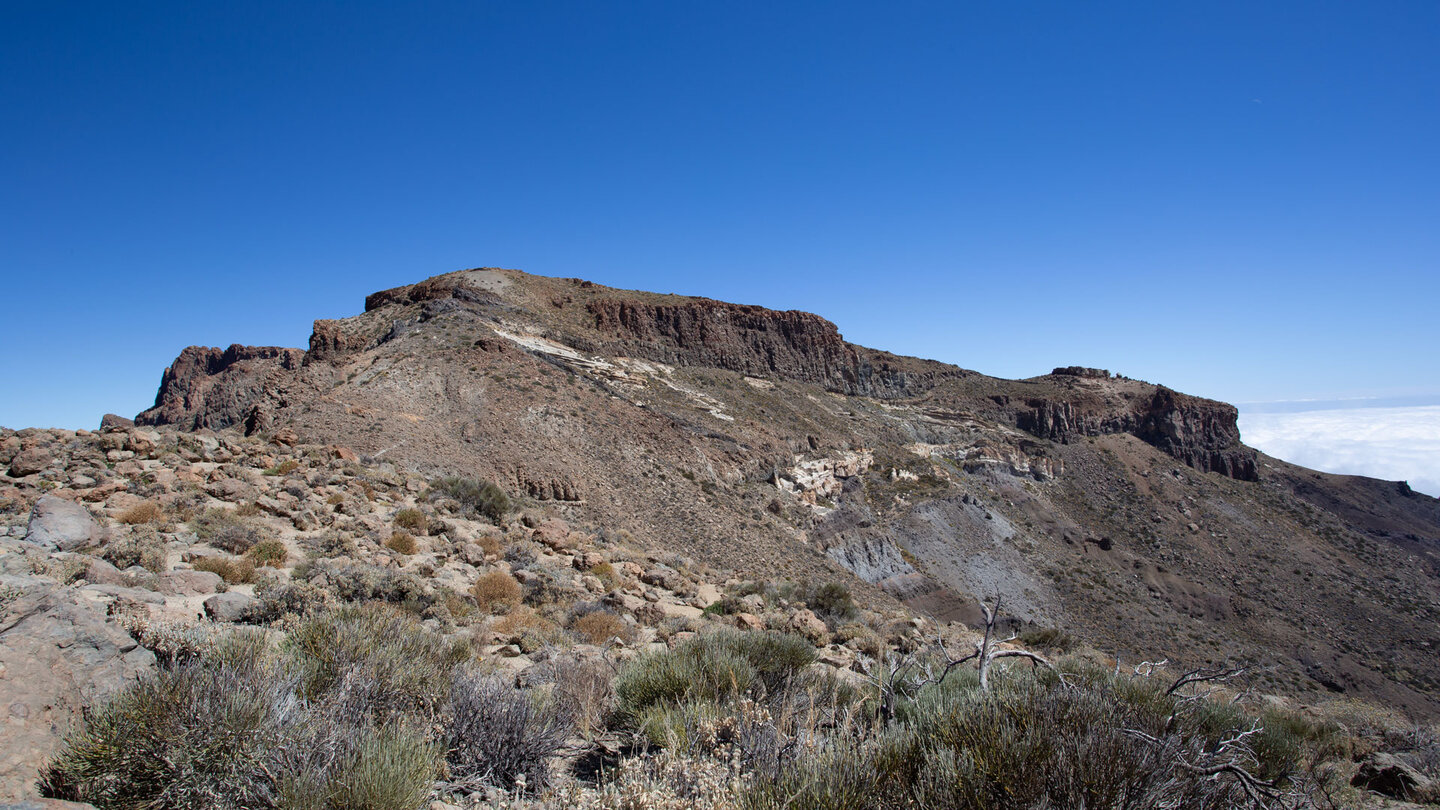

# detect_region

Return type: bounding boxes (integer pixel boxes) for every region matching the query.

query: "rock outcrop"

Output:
[1013,386,1257,481]
[135,344,303,432]
[0,576,155,801]
[580,298,958,399]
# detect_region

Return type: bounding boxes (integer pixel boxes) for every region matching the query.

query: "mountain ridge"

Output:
[130,266,1440,718]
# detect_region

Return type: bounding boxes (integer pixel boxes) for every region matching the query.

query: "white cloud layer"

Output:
[1238,406,1440,498]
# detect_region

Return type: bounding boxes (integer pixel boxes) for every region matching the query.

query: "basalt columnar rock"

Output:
[111,267,1440,721]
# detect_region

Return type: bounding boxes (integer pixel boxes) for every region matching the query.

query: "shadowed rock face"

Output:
[136,344,302,431]
[1015,387,1257,481]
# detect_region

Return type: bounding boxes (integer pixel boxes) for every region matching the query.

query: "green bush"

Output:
[283,604,470,719]
[428,476,509,523]
[615,629,815,726]
[246,539,288,567]
[392,508,427,532]
[805,582,859,623]
[738,661,1341,810]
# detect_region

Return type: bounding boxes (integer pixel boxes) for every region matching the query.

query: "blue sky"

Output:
[3,2,1437,438]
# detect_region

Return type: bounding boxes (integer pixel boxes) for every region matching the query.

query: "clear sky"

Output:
[3,2,1437,436]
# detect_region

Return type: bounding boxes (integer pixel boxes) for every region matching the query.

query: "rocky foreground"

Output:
[0,421,921,803]
[1,421,1438,808]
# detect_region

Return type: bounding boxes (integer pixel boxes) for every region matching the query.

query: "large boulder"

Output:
[203,592,256,622]
[23,497,104,552]
[1352,751,1435,801]
[0,576,155,801]
[7,449,51,478]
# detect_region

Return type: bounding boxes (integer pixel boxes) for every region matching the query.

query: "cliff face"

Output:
[135,344,302,432]
[579,299,955,399]
[1015,387,1257,481]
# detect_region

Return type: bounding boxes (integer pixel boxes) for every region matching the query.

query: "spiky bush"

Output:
[39,636,295,809]
[41,615,443,810]
[444,669,573,793]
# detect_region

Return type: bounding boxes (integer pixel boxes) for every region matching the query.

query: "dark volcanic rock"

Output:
[582,298,960,399]
[136,344,303,431]
[1015,386,1256,481]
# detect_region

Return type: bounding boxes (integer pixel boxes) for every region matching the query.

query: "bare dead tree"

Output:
[1165,664,1248,697]
[858,595,1067,724]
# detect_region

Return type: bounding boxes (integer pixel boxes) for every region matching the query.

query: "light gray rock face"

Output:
[203,591,256,622]
[23,497,104,552]
[0,575,155,801]
[154,569,222,596]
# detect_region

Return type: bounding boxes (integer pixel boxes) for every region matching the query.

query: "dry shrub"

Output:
[262,459,300,476]
[393,508,427,533]
[476,533,501,558]
[235,501,262,517]
[491,606,565,653]
[445,669,573,793]
[589,561,621,589]
[547,656,616,738]
[472,570,522,613]
[572,610,632,645]
[101,526,167,573]
[192,508,270,554]
[193,555,256,585]
[116,500,164,525]
[326,492,345,506]
[246,539,288,567]
[385,531,418,555]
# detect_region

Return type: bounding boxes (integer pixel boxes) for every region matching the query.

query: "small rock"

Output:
[791,608,830,643]
[734,612,766,631]
[206,478,257,503]
[99,413,135,432]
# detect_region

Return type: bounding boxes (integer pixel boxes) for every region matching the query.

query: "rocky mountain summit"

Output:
[3,267,1439,806]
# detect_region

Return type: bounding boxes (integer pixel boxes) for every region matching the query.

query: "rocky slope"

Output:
[96,267,1440,721]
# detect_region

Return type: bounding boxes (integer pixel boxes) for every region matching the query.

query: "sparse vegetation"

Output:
[428,476,510,523]
[385,530,418,555]
[472,570,523,613]
[115,500,164,525]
